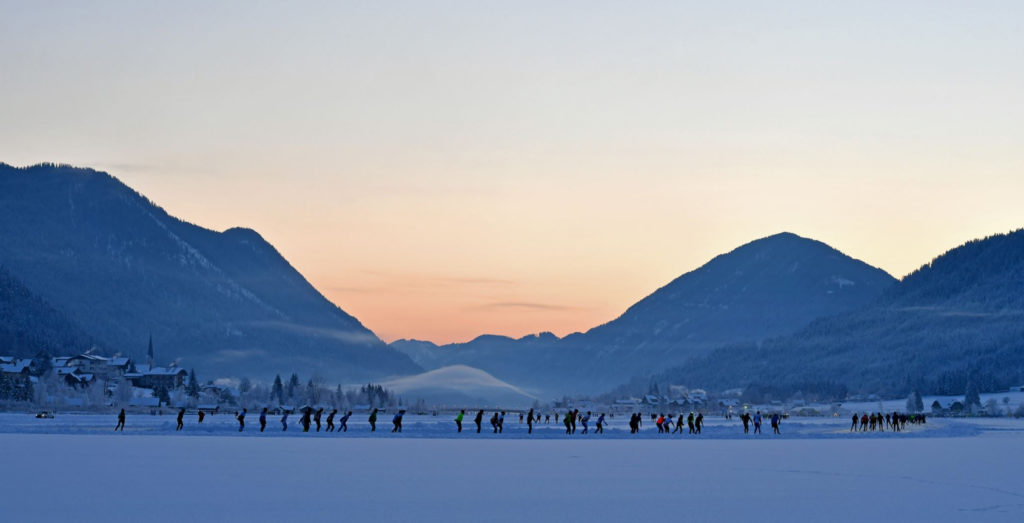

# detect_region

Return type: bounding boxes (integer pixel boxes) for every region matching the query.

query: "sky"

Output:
[2,1,1023,344]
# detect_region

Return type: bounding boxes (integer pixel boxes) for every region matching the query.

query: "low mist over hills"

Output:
[646,229,1024,400]
[0,163,420,382]
[393,233,896,396]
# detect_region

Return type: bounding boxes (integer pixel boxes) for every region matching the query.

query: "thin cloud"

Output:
[471,301,582,312]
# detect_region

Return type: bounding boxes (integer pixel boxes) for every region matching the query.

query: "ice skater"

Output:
[392,410,405,433]
[259,407,268,432]
[498,412,505,433]
[474,410,484,433]
[115,408,126,431]
[176,408,185,431]
[527,408,535,434]
[595,413,605,434]
[753,411,762,434]
[455,409,464,433]
[281,411,289,431]
[198,409,205,424]
[326,409,337,432]
[770,412,780,434]
[236,408,247,432]
[369,408,378,432]
[339,411,352,432]
[314,408,323,432]
[580,411,591,434]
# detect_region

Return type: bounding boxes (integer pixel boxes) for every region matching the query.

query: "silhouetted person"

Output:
[236,408,247,432]
[314,408,323,432]
[527,408,534,434]
[595,413,605,434]
[392,410,404,433]
[455,410,464,433]
[519,413,524,424]
[696,413,704,434]
[369,408,378,432]
[491,412,499,433]
[570,409,578,434]
[339,411,352,432]
[741,412,750,433]
[327,409,337,432]
[474,410,484,433]
[198,410,206,424]
[563,411,572,434]
[301,407,312,432]
[115,409,126,431]
[771,412,780,434]
[176,408,185,431]
[259,407,268,432]
[281,411,289,431]
[851,413,858,432]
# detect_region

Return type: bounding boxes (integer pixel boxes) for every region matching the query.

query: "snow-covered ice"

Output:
[1,413,1022,522]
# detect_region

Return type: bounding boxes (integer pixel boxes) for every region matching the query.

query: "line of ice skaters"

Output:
[849,411,926,432]
[113,406,407,433]
[112,406,784,435]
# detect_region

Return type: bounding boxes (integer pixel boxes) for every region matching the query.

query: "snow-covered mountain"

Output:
[654,229,1024,399]
[0,163,420,382]
[393,233,896,396]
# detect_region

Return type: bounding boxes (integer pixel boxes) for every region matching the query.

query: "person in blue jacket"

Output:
[595,413,606,434]
[392,410,405,433]
[236,408,247,432]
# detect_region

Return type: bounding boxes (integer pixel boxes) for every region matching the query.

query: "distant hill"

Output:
[393,233,896,396]
[381,365,537,408]
[0,163,420,382]
[646,229,1024,400]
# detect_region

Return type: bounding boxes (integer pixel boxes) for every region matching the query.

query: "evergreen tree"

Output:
[147,335,154,366]
[271,374,284,403]
[906,390,924,413]
[286,373,300,400]
[154,385,171,406]
[965,380,982,413]
[186,369,200,398]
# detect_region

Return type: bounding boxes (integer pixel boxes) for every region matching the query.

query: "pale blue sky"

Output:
[2,1,1023,342]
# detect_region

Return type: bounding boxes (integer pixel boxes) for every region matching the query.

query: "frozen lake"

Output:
[1,413,1022,522]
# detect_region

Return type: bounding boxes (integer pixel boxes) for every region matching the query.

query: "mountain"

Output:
[0,163,420,382]
[0,265,96,357]
[647,229,1024,400]
[392,233,896,396]
[381,365,537,408]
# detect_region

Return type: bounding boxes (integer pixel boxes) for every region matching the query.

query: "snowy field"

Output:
[1,413,1022,522]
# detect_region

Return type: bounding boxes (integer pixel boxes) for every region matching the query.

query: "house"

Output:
[66,353,111,377]
[126,366,188,390]
[1,358,32,378]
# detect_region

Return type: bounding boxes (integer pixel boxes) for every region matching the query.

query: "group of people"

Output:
[850,412,925,432]
[117,407,921,438]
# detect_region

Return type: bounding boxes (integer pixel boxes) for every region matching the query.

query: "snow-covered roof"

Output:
[146,367,187,376]
[1,359,32,374]
[107,357,131,367]
[69,353,108,362]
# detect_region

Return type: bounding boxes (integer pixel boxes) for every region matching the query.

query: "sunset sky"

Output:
[2,1,1023,343]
